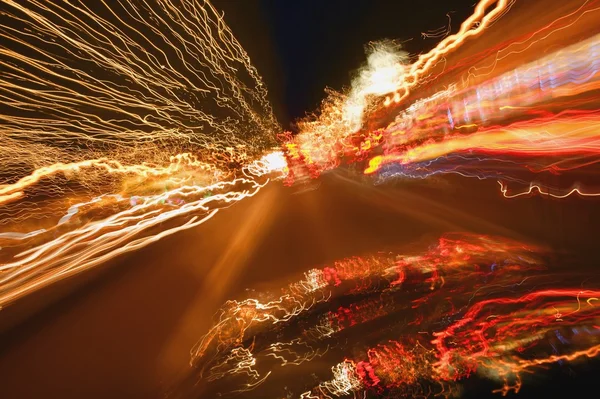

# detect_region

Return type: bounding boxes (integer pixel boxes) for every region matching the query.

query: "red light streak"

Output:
[279,1,600,200]
[195,233,600,397]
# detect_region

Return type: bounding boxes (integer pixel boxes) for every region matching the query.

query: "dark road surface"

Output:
[0,171,599,398]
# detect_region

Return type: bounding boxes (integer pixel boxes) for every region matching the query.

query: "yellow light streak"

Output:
[0,1,284,308]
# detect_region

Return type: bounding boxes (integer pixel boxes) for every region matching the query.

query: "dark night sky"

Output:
[213,0,477,128]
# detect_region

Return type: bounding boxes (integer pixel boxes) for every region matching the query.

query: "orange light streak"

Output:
[0,1,285,308]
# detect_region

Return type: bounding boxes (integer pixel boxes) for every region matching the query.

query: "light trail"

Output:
[4,2,600,395]
[368,31,600,167]
[182,1,600,396]
[281,0,515,183]
[189,233,600,398]
[364,2,600,198]
[498,180,600,198]
[0,152,287,308]
[0,0,285,308]
[279,0,600,199]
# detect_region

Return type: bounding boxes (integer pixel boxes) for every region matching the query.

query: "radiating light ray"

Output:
[189,233,600,398]
[277,0,600,200]
[372,30,600,162]
[0,152,287,308]
[363,4,600,199]
[0,1,285,308]
[0,0,279,192]
[279,0,517,186]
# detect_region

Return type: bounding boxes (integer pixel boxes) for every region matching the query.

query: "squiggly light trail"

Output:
[0,0,286,308]
[189,233,600,398]
[282,0,514,182]
[282,0,600,199]
[365,29,600,195]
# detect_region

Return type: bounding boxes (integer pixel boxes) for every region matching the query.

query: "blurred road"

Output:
[0,171,599,398]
